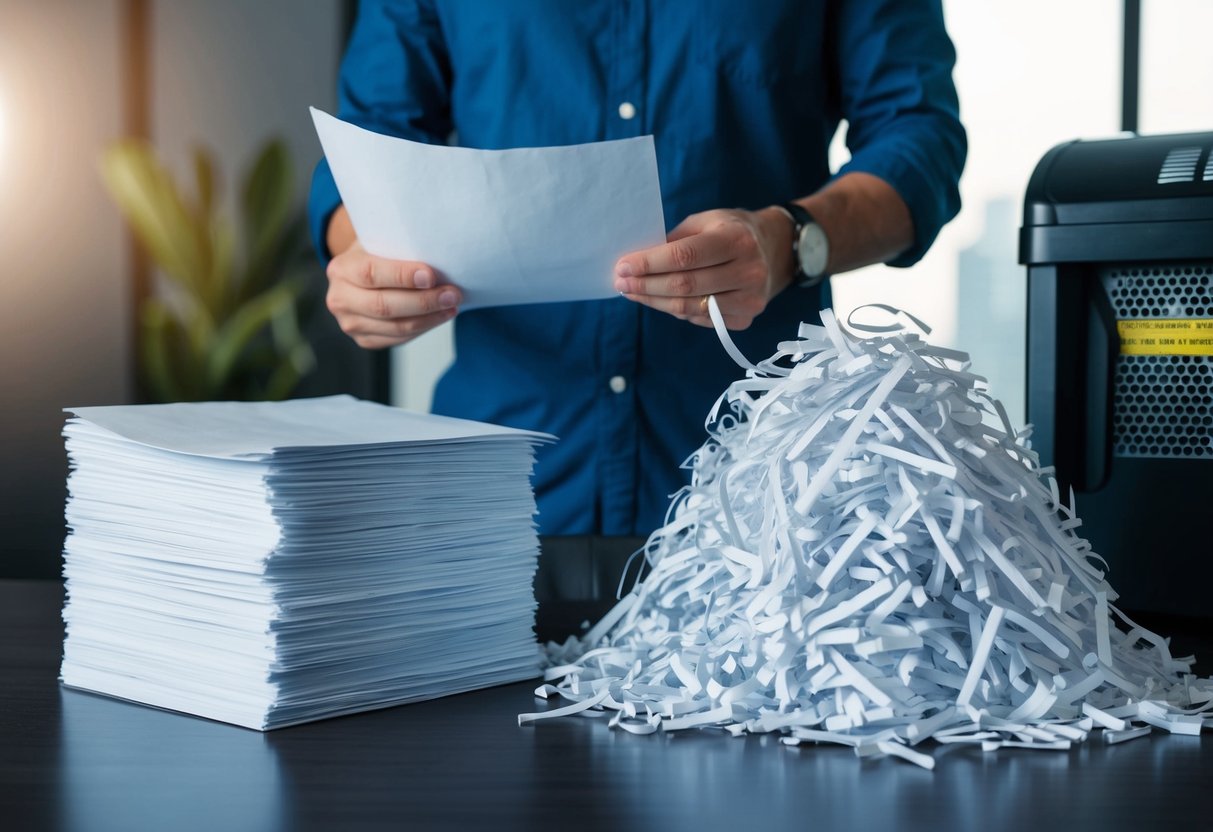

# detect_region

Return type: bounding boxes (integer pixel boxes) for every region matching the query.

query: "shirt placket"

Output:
[597,0,648,534]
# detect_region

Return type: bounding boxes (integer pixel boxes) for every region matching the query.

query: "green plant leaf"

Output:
[267,292,316,398]
[264,340,315,401]
[174,294,216,383]
[192,146,216,222]
[187,146,222,315]
[106,137,316,402]
[242,140,293,287]
[100,141,208,296]
[241,213,311,301]
[210,219,237,315]
[206,281,304,392]
[141,299,185,402]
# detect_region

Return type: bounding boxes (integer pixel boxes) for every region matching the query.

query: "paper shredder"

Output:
[1020,131,1213,618]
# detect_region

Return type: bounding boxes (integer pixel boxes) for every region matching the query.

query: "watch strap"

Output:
[777,202,824,289]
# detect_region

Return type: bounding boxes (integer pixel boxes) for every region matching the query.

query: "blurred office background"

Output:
[1,0,1210,578]
[0,0,365,578]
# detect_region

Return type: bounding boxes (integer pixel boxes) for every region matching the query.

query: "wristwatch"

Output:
[777,202,829,288]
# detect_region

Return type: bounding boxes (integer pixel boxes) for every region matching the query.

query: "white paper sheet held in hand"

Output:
[311,108,666,310]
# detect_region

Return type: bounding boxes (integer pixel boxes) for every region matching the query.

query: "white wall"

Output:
[393,321,455,412]
[0,0,345,576]
[0,0,130,576]
[1140,0,1213,135]
[151,0,342,219]
[153,0,373,404]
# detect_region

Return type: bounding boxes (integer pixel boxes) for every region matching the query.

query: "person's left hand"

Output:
[613,207,794,330]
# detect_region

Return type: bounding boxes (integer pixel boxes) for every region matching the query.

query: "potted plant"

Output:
[101,139,316,402]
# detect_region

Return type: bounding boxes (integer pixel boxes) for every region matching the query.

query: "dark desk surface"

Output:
[4,579,1213,832]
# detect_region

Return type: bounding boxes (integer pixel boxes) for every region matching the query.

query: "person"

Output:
[310,1,966,537]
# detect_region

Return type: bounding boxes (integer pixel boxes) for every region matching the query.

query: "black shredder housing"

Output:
[1020,132,1213,618]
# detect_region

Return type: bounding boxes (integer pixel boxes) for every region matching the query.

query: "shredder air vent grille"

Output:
[1101,263,1213,459]
[1157,147,1203,183]
[1103,264,1213,318]
[1110,354,1212,458]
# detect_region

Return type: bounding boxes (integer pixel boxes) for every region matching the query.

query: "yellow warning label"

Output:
[1117,319,1213,356]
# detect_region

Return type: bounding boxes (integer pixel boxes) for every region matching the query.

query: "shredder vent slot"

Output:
[1101,263,1213,459]
[1157,147,1203,184]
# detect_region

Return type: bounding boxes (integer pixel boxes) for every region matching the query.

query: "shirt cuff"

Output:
[838,129,964,268]
[308,157,343,265]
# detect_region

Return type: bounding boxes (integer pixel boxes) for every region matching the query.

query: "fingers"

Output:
[327,244,438,291]
[614,214,765,300]
[614,260,767,301]
[615,208,778,330]
[622,289,761,331]
[325,243,461,349]
[329,282,461,321]
[330,307,458,350]
[615,219,742,278]
[327,282,459,348]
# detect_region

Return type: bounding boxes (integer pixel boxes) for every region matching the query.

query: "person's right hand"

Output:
[325,240,462,349]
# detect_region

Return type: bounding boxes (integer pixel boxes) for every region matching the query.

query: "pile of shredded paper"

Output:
[520,302,1212,768]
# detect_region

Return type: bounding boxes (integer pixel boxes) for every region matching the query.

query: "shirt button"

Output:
[609,375,628,394]
[617,101,636,120]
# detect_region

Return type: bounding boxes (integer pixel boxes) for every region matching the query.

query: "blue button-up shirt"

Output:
[310,0,965,536]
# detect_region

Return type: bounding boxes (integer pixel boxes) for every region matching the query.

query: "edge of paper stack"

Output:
[60,395,553,730]
[522,302,1212,768]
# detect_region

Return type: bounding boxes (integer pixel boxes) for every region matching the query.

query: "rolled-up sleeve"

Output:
[832,0,966,267]
[308,0,454,262]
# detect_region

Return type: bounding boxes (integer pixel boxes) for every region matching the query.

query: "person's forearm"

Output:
[326,204,358,258]
[795,172,914,276]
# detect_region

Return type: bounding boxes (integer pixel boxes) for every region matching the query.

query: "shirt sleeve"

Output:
[308,0,454,263]
[830,0,967,267]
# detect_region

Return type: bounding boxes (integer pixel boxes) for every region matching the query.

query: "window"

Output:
[830,0,1122,426]
[1139,0,1213,135]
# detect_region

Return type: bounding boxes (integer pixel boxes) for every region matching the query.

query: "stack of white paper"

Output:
[60,395,553,730]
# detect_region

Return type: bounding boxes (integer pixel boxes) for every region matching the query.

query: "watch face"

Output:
[798,222,829,277]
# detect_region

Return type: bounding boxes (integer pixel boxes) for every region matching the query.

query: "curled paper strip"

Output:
[525,307,1212,768]
[845,303,933,336]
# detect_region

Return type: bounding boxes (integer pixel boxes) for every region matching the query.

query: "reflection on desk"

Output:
[5,580,1213,832]
[60,691,284,831]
